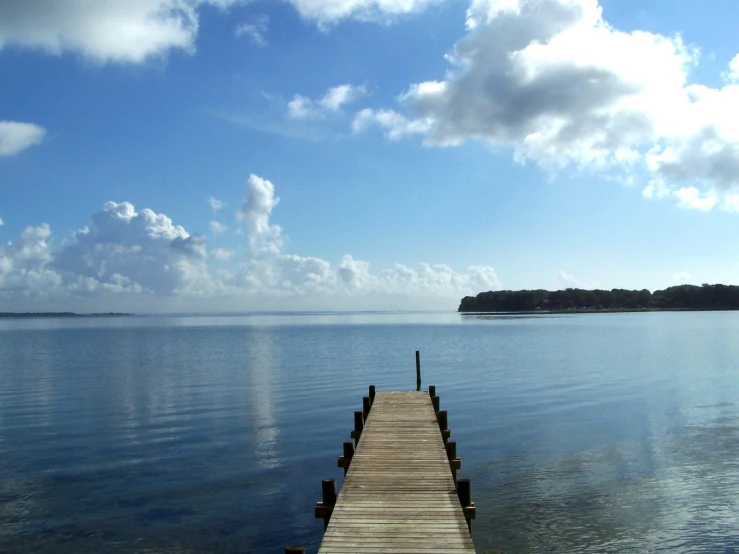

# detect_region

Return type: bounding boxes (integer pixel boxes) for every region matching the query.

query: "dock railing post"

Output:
[351,411,364,447]
[314,478,337,531]
[362,396,371,419]
[338,441,355,475]
[416,350,421,391]
[285,547,305,554]
[457,478,476,532]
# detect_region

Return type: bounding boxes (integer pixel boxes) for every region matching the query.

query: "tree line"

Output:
[458,284,739,312]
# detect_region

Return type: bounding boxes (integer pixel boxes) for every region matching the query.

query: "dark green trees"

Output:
[458,284,739,312]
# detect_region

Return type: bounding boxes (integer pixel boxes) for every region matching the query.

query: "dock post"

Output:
[437,409,450,442]
[314,478,337,531]
[338,441,355,475]
[351,411,364,446]
[428,385,436,397]
[416,350,421,391]
[457,478,476,531]
[446,440,461,481]
[368,385,376,405]
[432,395,440,413]
[285,548,305,554]
[362,396,372,419]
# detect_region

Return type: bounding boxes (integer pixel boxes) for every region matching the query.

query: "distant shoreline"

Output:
[459,284,739,313]
[0,312,133,318]
[460,307,739,315]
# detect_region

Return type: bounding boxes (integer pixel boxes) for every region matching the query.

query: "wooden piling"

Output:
[337,441,355,475]
[362,396,371,419]
[457,478,476,531]
[314,478,337,531]
[351,411,364,446]
[416,350,421,391]
[285,547,305,554]
[437,409,451,442]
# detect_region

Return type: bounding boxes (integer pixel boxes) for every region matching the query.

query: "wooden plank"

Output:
[317,391,474,554]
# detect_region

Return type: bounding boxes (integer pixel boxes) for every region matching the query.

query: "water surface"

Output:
[1,311,738,552]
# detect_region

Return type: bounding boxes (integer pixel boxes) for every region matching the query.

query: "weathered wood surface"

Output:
[318,391,475,554]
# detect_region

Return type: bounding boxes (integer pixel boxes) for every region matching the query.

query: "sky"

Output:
[1,0,738,313]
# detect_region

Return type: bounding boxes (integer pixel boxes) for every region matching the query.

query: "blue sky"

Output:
[1,0,738,312]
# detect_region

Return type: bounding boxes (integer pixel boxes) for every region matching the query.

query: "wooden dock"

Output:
[313,389,476,554]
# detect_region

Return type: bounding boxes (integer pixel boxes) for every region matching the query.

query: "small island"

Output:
[458,284,739,313]
[0,312,132,318]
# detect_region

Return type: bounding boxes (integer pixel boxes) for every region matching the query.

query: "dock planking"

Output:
[317,391,476,554]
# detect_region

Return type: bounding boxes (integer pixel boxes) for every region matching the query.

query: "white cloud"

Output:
[354,0,739,213]
[209,220,228,235]
[288,84,366,119]
[673,271,692,283]
[210,247,234,261]
[0,121,46,156]
[284,0,444,25]
[353,108,432,140]
[50,201,211,295]
[0,216,3,225]
[237,174,284,255]
[0,1,448,65]
[235,14,268,47]
[208,196,225,212]
[725,53,739,83]
[673,186,716,212]
[0,0,223,63]
[555,270,584,289]
[0,175,500,310]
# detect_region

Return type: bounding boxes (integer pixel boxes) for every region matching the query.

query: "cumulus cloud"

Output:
[237,174,284,255]
[210,247,234,261]
[353,108,432,140]
[235,14,268,47]
[288,84,366,119]
[673,186,716,212]
[284,0,444,25]
[50,201,211,295]
[0,0,447,64]
[354,0,739,213]
[0,0,223,63]
[0,121,46,156]
[725,54,739,83]
[1,174,501,309]
[208,196,225,213]
[209,220,228,235]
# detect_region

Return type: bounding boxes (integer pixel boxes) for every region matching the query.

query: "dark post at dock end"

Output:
[369,385,376,403]
[416,350,421,391]
[285,548,305,554]
[428,385,436,397]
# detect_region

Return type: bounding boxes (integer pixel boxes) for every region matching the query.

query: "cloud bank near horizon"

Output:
[0,174,501,311]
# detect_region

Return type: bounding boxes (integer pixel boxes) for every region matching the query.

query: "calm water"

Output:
[1,311,738,553]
